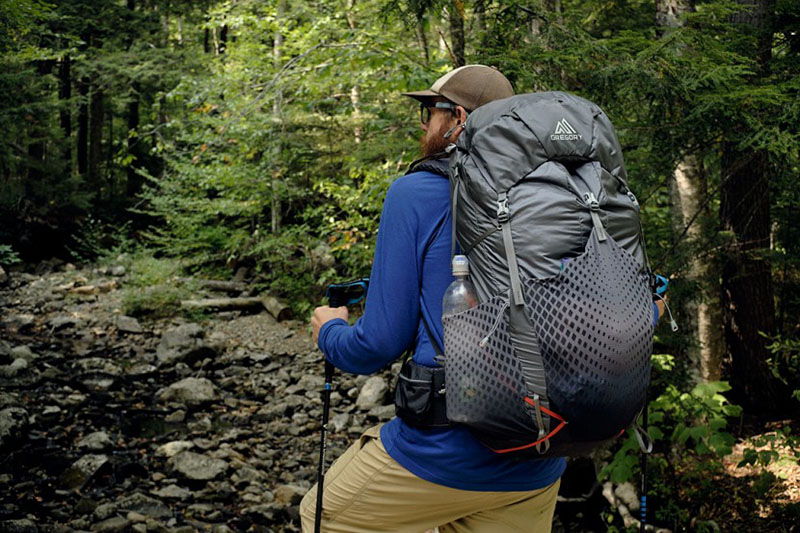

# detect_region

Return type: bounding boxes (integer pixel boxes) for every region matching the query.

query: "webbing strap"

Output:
[498,192,524,306]
[451,179,460,259]
[490,398,567,454]
[584,192,608,242]
[633,418,653,453]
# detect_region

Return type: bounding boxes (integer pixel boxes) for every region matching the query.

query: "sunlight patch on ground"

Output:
[722,430,800,506]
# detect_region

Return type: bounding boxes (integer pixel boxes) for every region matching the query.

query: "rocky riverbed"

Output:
[0,262,400,532]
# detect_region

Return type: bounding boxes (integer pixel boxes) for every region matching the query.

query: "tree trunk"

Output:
[127,83,142,198]
[671,156,724,382]
[718,0,787,412]
[26,61,53,185]
[657,0,724,383]
[346,0,361,144]
[271,0,286,234]
[58,55,72,166]
[219,24,228,54]
[415,11,429,65]
[720,145,786,411]
[448,1,465,67]
[77,77,89,177]
[88,81,104,206]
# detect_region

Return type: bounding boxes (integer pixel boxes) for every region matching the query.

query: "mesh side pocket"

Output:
[524,231,653,441]
[443,296,533,437]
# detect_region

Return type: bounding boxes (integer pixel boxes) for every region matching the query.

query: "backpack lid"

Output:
[455,92,628,192]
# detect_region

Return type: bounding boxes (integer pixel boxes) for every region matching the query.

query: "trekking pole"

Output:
[314,279,369,533]
[640,393,649,533]
[314,358,334,533]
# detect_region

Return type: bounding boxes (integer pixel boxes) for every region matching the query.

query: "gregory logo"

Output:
[551,118,582,141]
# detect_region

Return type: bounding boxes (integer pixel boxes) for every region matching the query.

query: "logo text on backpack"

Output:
[551,118,582,141]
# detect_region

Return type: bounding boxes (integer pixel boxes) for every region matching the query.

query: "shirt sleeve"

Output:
[318,177,423,374]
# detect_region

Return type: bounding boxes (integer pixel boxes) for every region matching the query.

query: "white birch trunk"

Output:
[671,156,724,382]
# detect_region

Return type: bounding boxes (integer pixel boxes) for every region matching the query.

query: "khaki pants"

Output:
[300,425,560,533]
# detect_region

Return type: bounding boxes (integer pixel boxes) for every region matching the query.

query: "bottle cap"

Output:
[452,255,469,276]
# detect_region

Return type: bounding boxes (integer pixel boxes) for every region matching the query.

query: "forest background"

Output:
[1,0,799,529]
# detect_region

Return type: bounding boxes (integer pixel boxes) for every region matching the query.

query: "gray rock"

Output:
[116,492,172,519]
[91,516,130,533]
[284,373,324,395]
[1,314,34,332]
[0,519,37,533]
[0,407,29,449]
[110,265,127,277]
[168,451,228,481]
[151,484,191,500]
[116,316,143,334]
[10,346,37,362]
[234,465,265,483]
[77,431,113,451]
[93,502,117,521]
[126,363,157,376]
[0,392,18,409]
[331,412,350,433]
[0,358,28,378]
[60,454,109,490]
[156,323,210,365]
[614,481,639,511]
[274,484,306,506]
[0,265,6,285]
[355,376,388,409]
[157,377,218,407]
[367,404,395,421]
[155,440,194,458]
[47,315,79,331]
[76,358,122,376]
[243,504,277,522]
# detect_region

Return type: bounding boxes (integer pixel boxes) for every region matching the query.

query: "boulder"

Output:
[1,314,34,332]
[157,377,218,407]
[168,451,228,481]
[155,440,195,458]
[115,492,172,519]
[77,431,113,451]
[0,407,29,449]
[0,519,37,533]
[151,484,192,500]
[156,323,214,366]
[355,376,388,409]
[116,316,143,334]
[274,484,306,506]
[60,454,109,490]
[10,345,37,362]
[91,517,130,533]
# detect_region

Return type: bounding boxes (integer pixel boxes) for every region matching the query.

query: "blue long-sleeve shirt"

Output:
[318,169,566,491]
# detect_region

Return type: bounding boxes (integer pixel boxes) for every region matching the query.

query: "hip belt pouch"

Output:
[394,358,448,427]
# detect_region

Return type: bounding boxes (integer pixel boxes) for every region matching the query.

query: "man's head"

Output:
[403,65,514,157]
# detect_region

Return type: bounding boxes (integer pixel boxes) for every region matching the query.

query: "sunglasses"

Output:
[419,102,457,125]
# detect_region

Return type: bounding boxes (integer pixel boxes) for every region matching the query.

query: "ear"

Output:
[455,106,469,124]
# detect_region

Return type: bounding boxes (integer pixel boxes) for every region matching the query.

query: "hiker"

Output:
[301,65,566,533]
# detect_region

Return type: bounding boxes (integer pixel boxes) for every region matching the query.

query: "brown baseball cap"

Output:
[402,64,514,111]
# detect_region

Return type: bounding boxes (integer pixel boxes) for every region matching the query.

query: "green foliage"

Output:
[120,254,195,318]
[763,333,800,404]
[602,354,741,484]
[0,244,21,267]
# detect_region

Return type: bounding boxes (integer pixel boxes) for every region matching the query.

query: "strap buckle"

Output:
[497,194,510,223]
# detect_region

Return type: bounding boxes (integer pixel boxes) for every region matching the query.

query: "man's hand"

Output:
[311,306,349,346]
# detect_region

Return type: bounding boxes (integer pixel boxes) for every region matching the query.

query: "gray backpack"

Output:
[442,91,654,458]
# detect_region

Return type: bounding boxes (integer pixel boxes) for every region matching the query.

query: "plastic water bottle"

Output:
[442,255,479,317]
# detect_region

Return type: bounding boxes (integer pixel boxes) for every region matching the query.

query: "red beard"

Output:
[420,121,453,157]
